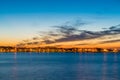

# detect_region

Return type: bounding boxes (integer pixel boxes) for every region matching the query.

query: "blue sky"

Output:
[0,0,120,46]
[0,0,120,14]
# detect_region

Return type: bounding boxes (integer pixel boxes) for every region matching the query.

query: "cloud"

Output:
[32,37,39,40]
[109,24,120,30]
[63,19,88,27]
[46,23,120,44]
[16,19,120,47]
[100,39,120,44]
[102,24,120,35]
[16,43,25,47]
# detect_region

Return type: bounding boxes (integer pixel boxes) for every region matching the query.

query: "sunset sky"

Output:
[0,0,120,48]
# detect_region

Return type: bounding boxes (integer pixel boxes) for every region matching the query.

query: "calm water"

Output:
[0,52,120,80]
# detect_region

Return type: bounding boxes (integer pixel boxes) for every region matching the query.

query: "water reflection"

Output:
[113,54,118,80]
[12,53,18,80]
[102,53,107,80]
[102,53,120,80]
[0,53,120,80]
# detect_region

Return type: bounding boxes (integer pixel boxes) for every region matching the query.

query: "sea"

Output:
[0,52,120,80]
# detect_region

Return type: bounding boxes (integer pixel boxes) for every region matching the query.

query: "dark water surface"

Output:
[0,52,120,80]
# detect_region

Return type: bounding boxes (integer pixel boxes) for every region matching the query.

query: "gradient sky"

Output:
[0,0,120,47]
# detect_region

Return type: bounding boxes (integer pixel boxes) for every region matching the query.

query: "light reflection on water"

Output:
[0,52,120,80]
[102,53,119,80]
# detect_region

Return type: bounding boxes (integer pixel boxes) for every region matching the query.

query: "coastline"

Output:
[0,46,119,53]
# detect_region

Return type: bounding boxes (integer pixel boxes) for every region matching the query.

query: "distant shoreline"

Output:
[0,46,120,53]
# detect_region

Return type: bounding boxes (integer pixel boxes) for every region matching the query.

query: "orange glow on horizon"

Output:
[0,39,19,46]
[0,34,120,48]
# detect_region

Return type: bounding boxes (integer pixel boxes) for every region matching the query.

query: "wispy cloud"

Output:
[100,39,120,44]
[16,19,120,47]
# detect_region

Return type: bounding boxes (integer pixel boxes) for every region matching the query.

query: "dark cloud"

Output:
[55,26,79,36]
[109,24,120,30]
[43,31,59,37]
[53,31,98,42]
[109,26,117,30]
[103,24,120,34]
[32,42,40,44]
[32,37,39,40]
[16,43,25,47]
[32,19,88,44]
[42,40,55,44]
[16,19,120,46]
[26,42,32,45]
[51,24,120,43]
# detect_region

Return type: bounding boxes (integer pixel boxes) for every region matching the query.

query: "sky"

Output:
[0,0,120,48]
